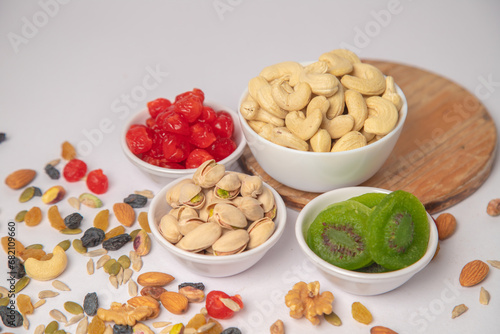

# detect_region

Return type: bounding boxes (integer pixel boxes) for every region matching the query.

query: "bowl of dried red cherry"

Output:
[121,88,246,183]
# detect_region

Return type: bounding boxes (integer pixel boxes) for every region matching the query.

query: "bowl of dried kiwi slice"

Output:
[295,186,438,295]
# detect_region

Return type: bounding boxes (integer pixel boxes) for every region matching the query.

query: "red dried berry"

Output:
[62,159,87,182]
[86,169,108,194]
[162,133,191,163]
[185,149,214,169]
[126,125,153,155]
[207,137,237,161]
[147,98,172,118]
[212,111,234,138]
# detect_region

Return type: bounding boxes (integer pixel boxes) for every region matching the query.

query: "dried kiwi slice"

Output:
[366,190,429,270]
[349,192,387,208]
[306,200,373,270]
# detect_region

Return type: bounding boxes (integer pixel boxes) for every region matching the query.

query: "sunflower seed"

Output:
[49,309,68,323]
[39,290,59,298]
[47,158,61,167]
[487,260,500,269]
[23,314,29,330]
[153,321,172,328]
[123,268,133,284]
[34,324,45,334]
[135,189,155,199]
[52,280,71,291]
[104,324,113,334]
[65,313,85,327]
[87,258,94,275]
[117,267,124,286]
[84,248,108,257]
[128,280,138,297]
[75,316,88,334]
[34,299,46,309]
[451,304,468,319]
[109,275,118,289]
[479,287,490,305]
[96,254,111,269]
[68,196,81,210]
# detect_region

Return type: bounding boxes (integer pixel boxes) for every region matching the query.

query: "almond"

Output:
[113,203,136,227]
[434,213,456,240]
[370,326,398,334]
[5,169,37,189]
[159,291,188,315]
[137,272,174,287]
[459,260,489,287]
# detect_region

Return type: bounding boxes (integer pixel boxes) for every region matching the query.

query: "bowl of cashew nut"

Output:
[238,49,407,193]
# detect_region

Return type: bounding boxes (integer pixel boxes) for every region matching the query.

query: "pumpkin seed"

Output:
[72,239,87,254]
[108,262,122,276]
[324,311,342,326]
[87,258,94,275]
[25,243,44,250]
[57,239,71,251]
[49,309,68,323]
[34,299,46,309]
[39,290,59,298]
[60,228,82,235]
[64,301,84,315]
[19,186,36,202]
[45,320,59,334]
[117,255,131,269]
[15,210,27,222]
[103,259,117,273]
[0,297,9,306]
[128,280,138,297]
[52,280,71,291]
[96,254,111,269]
[14,276,30,293]
[67,197,80,210]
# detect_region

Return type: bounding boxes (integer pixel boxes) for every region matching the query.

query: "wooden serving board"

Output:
[239,60,497,214]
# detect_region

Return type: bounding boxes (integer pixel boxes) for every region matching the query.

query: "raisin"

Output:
[81,227,105,248]
[123,194,148,208]
[44,163,61,180]
[0,305,23,327]
[178,282,205,291]
[221,328,242,334]
[83,292,98,316]
[0,133,6,144]
[8,257,25,279]
[102,234,132,251]
[64,212,83,229]
[113,324,133,334]
[33,186,42,197]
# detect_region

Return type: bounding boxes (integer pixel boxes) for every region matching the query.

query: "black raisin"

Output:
[80,227,105,248]
[64,212,83,229]
[221,328,242,334]
[102,234,132,251]
[123,194,148,208]
[113,324,133,334]
[44,163,60,180]
[178,282,205,291]
[83,292,98,316]
[0,133,6,144]
[33,187,42,197]
[0,306,23,327]
[8,257,25,279]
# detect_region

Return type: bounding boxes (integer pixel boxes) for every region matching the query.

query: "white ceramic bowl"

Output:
[121,101,246,184]
[295,186,438,295]
[238,82,407,193]
[149,176,288,277]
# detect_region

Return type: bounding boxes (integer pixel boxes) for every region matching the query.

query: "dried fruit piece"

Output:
[434,213,457,240]
[19,186,36,202]
[370,326,398,334]
[64,212,83,229]
[2,236,25,256]
[79,192,103,208]
[45,163,61,180]
[88,313,106,333]
[93,209,110,231]
[84,292,98,316]
[133,229,151,256]
[42,186,66,204]
[479,286,490,305]
[114,202,136,227]
[459,260,489,287]
[138,212,151,232]
[124,194,148,208]
[9,257,26,278]
[48,205,67,231]
[351,301,373,325]
[451,304,468,318]
[5,169,36,189]
[86,169,109,194]
[64,301,84,315]
[486,198,500,216]
[61,141,77,160]
[23,206,42,227]
[19,248,46,261]
[16,294,34,315]
[103,233,132,251]
[104,226,126,240]
[81,227,106,248]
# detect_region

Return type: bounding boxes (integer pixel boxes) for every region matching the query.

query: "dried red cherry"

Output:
[207,137,237,161]
[162,133,191,163]
[212,111,234,138]
[126,125,153,155]
[185,149,214,169]
[175,97,203,123]
[174,88,204,103]
[189,122,217,148]
[198,106,217,124]
[63,159,87,182]
[147,98,172,118]
[86,169,109,194]
[155,109,190,136]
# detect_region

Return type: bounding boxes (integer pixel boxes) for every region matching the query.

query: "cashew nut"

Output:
[259,61,304,82]
[319,52,353,77]
[24,245,68,281]
[361,128,376,142]
[285,108,323,141]
[323,114,355,139]
[304,61,329,74]
[247,120,268,133]
[340,63,386,96]
[259,124,309,151]
[382,76,403,111]
[329,49,361,64]
[240,100,285,126]
[271,78,312,111]
[248,76,287,118]
[345,89,368,131]
[331,131,367,152]
[364,96,399,135]
[310,129,332,152]
[307,95,330,115]
[296,70,339,96]
[326,82,345,119]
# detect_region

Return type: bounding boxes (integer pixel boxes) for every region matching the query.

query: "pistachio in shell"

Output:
[192,159,226,188]
[257,186,277,219]
[240,175,264,198]
[159,214,182,244]
[212,229,249,256]
[178,217,205,236]
[247,217,275,249]
[166,179,194,208]
[210,203,248,229]
[176,222,222,252]
[178,183,205,210]
[169,206,198,221]
[214,173,241,200]
[234,196,265,221]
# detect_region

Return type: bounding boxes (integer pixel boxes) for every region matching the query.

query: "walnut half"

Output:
[284,281,334,325]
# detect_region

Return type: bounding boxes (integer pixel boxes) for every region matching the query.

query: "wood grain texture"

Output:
[239,60,497,213]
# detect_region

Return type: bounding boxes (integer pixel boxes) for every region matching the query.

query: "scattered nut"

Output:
[451,304,468,319]
[434,213,457,240]
[487,198,500,216]
[270,319,285,334]
[459,260,489,287]
[479,287,490,305]
[284,281,334,325]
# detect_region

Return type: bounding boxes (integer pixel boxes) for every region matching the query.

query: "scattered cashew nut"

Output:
[24,245,68,281]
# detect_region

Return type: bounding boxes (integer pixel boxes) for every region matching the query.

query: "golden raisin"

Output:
[48,205,66,231]
[351,301,373,325]
[19,248,46,261]
[16,294,34,315]
[93,209,110,232]
[24,206,42,227]
[186,313,207,329]
[88,314,106,334]
[1,236,25,255]
[104,225,126,241]
[61,141,77,160]
[138,212,151,233]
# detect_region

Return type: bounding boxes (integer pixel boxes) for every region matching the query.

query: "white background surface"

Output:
[1,0,499,333]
